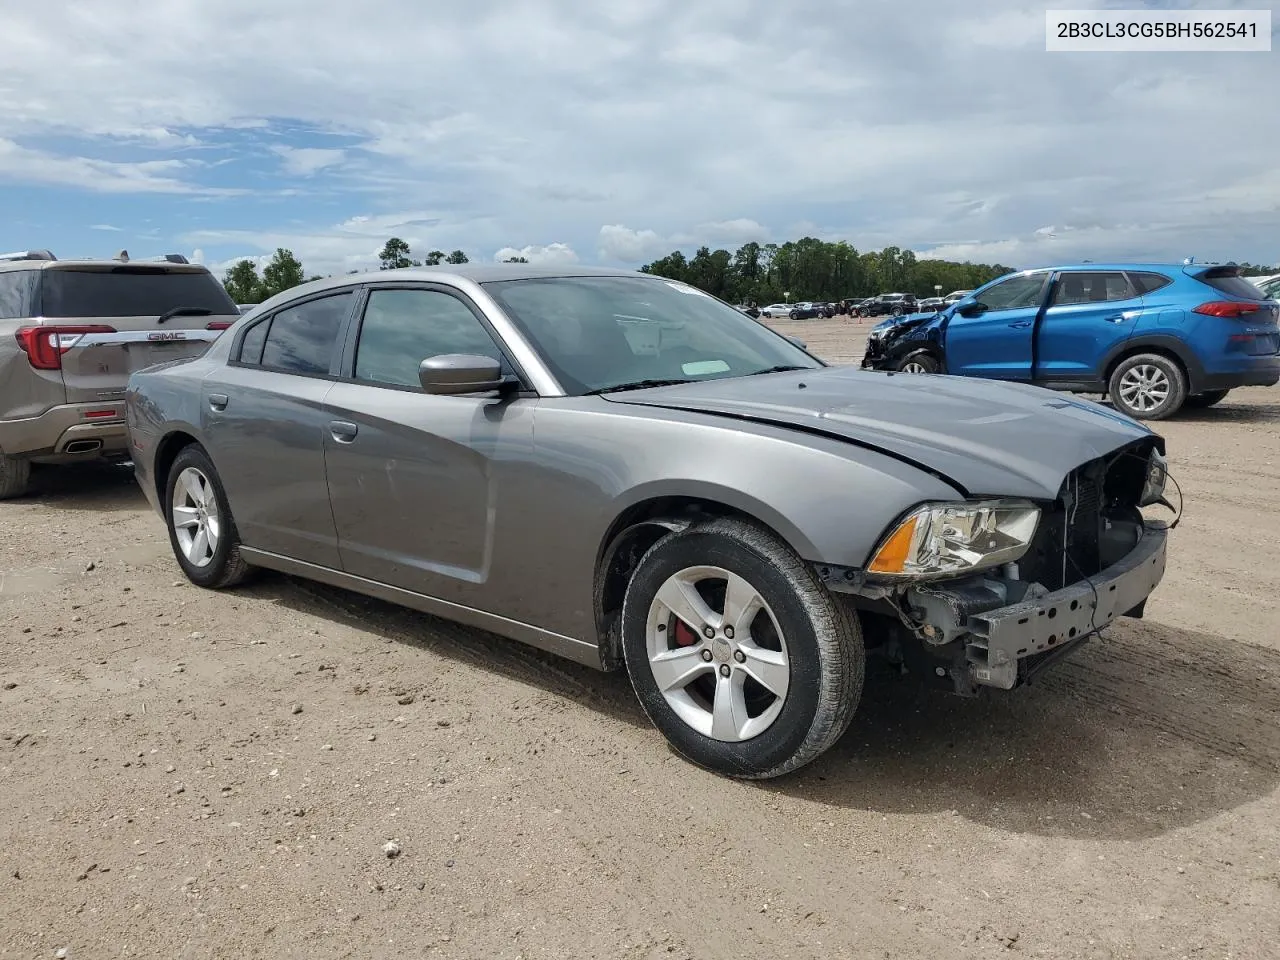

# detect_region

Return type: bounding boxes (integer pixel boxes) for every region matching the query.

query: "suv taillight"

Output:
[1193,301,1260,318]
[14,324,116,370]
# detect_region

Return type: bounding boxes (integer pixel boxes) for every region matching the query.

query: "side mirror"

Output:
[785,335,807,349]
[956,300,986,318]
[418,354,507,395]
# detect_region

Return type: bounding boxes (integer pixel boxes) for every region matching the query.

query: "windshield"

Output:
[482,276,823,395]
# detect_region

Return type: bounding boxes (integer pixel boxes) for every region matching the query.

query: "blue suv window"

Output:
[1051,272,1134,305]
[972,273,1047,311]
[1128,272,1172,295]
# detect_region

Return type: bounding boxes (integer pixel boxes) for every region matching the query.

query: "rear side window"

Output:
[1128,272,1173,295]
[0,270,39,319]
[1196,267,1269,300]
[237,318,269,365]
[256,292,353,375]
[1051,272,1134,305]
[39,267,239,318]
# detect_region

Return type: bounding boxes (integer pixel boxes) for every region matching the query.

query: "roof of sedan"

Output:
[358,263,648,284]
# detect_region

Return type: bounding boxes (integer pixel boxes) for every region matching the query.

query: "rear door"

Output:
[199,290,355,568]
[1034,271,1144,381]
[39,264,240,405]
[942,271,1050,380]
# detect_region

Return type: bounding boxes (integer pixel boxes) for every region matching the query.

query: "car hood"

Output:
[604,366,1156,500]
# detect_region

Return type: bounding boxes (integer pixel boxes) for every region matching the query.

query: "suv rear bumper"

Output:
[1198,355,1280,391]
[0,401,128,458]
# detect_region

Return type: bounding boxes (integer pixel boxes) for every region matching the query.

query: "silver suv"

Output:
[0,249,240,498]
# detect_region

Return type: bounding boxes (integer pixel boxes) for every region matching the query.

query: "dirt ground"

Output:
[2,318,1278,960]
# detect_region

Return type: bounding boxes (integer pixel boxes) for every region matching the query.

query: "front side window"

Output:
[484,276,821,395]
[971,272,1048,312]
[353,289,506,388]
[1051,272,1135,306]
[256,292,352,375]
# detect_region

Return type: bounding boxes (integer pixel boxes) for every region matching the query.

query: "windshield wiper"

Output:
[746,365,810,376]
[584,378,695,395]
[157,307,214,325]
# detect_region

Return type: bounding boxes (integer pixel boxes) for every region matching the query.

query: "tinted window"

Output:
[972,273,1048,311]
[484,276,820,395]
[258,293,352,375]
[1197,268,1270,300]
[237,318,269,364]
[39,267,238,318]
[0,270,39,319]
[354,289,505,388]
[1051,272,1134,306]
[1129,272,1173,295]
[1257,277,1280,300]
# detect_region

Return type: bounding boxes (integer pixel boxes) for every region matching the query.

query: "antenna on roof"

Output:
[115,249,129,262]
[1184,256,1195,265]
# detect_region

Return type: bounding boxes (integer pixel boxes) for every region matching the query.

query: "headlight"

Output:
[867,500,1041,579]
[1139,449,1167,507]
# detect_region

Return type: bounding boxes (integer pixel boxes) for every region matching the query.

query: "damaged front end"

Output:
[823,437,1171,695]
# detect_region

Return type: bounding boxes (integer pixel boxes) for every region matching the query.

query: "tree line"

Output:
[222,236,1279,306]
[641,239,1014,305]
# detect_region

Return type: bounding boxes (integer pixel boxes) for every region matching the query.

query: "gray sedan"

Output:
[125,265,1172,779]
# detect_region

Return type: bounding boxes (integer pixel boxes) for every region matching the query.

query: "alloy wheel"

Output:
[645,565,790,742]
[171,466,221,568]
[1118,363,1171,413]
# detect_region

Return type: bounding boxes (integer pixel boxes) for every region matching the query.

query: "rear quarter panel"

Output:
[125,356,218,514]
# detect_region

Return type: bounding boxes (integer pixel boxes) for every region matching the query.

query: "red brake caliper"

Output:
[672,620,698,646]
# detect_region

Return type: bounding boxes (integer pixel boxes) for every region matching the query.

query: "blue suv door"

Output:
[942,271,1050,380]
[1034,270,1145,383]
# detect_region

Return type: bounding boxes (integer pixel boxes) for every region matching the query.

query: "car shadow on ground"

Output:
[254,572,1278,842]
[1170,402,1280,425]
[15,461,146,513]
[774,619,1280,841]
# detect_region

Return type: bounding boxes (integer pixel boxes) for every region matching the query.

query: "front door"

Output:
[200,290,355,568]
[943,271,1050,380]
[322,285,535,607]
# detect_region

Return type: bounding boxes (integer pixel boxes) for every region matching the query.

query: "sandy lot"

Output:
[2,319,1278,960]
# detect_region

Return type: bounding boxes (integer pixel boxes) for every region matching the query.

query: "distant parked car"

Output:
[126,263,1173,779]
[788,302,822,320]
[861,262,1280,420]
[858,293,917,318]
[943,289,974,306]
[0,248,239,498]
[1251,274,1280,300]
[735,304,761,318]
[917,297,946,313]
[759,303,793,318]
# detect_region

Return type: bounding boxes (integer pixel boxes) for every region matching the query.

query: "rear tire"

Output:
[1183,389,1230,409]
[0,454,31,500]
[1108,353,1187,420]
[164,444,252,589]
[620,517,863,780]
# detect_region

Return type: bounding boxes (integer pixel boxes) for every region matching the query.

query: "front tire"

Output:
[1108,353,1187,420]
[1183,389,1230,409]
[897,352,940,374]
[164,444,252,589]
[620,517,864,780]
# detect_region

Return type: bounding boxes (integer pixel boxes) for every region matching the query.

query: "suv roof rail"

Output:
[0,249,57,262]
[111,250,189,264]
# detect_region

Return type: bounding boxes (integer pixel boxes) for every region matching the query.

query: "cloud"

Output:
[271,146,345,176]
[0,0,1277,270]
[598,225,672,263]
[90,223,123,232]
[493,242,579,264]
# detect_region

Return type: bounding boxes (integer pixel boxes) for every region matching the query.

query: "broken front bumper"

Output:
[915,523,1168,691]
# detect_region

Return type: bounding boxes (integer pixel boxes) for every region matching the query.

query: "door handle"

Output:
[208,393,229,411]
[1008,320,1033,329]
[328,420,358,443]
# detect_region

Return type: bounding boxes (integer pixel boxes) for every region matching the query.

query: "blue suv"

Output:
[860,262,1280,420]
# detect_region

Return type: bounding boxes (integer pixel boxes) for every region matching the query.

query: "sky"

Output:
[0,0,1276,279]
